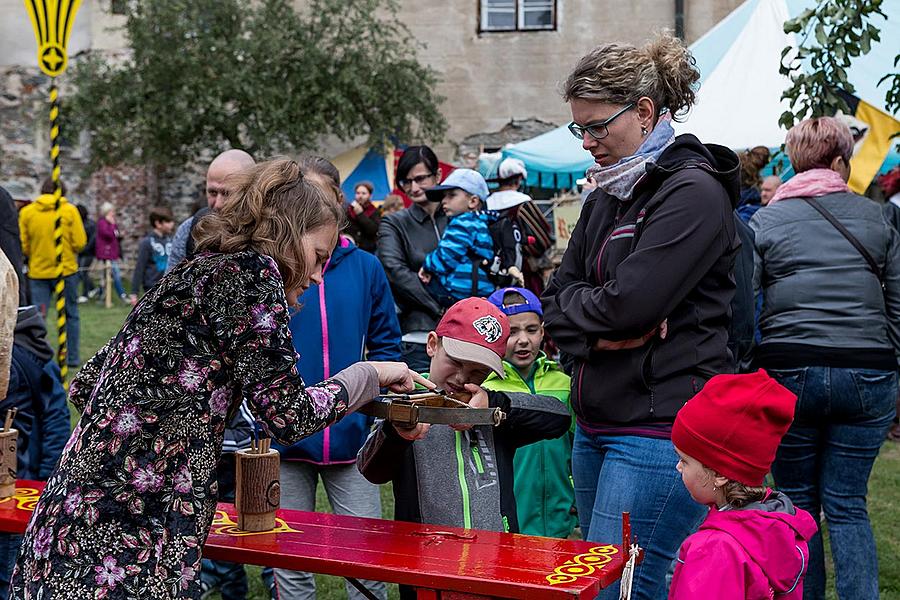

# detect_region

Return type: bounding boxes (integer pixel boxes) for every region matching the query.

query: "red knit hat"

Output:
[671,370,797,486]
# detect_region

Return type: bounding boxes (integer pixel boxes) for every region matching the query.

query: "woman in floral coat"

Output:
[10,159,423,599]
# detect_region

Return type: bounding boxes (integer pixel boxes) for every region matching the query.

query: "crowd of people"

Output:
[0,30,898,600]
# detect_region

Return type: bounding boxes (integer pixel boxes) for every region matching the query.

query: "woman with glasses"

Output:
[376,146,448,371]
[542,32,741,599]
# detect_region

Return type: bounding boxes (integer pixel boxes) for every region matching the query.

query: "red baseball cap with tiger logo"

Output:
[435,298,510,378]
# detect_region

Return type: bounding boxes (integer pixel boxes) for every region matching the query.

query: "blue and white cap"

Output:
[427,168,489,201]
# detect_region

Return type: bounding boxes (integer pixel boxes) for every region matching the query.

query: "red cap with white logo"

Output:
[435,298,510,378]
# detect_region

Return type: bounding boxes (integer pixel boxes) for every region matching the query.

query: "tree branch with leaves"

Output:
[779,0,890,130]
[69,0,446,174]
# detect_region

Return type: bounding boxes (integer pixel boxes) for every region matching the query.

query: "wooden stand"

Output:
[235,448,280,532]
[104,261,112,308]
[0,430,18,499]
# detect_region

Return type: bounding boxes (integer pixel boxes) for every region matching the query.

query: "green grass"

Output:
[50,302,900,599]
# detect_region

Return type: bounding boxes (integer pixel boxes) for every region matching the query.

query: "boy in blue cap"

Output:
[483,287,577,539]
[418,169,505,304]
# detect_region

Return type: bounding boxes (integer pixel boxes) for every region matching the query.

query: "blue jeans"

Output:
[99,259,126,297]
[572,429,705,600]
[0,534,21,600]
[769,366,896,600]
[29,275,80,365]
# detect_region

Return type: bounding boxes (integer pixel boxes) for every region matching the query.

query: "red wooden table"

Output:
[0,481,635,599]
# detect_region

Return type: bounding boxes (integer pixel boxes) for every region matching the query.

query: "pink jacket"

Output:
[95,217,121,260]
[670,491,817,600]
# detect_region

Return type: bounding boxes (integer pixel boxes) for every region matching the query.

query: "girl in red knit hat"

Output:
[669,370,818,599]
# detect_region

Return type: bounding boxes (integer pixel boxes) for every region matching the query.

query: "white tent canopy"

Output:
[675,0,899,149]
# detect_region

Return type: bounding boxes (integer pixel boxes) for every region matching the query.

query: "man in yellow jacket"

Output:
[18,179,86,366]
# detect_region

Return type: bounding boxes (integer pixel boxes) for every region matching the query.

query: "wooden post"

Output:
[235,447,280,532]
[0,429,18,499]
[104,261,112,308]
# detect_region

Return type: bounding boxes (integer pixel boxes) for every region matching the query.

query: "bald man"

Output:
[167,149,255,272]
[760,175,782,206]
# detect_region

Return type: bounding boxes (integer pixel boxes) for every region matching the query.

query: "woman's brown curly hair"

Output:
[563,31,699,121]
[192,158,344,293]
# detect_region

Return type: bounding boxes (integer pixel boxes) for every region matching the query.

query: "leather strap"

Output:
[802,197,884,288]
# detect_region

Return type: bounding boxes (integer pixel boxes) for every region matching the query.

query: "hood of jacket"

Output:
[33,194,70,210]
[701,491,818,594]
[644,134,741,211]
[14,306,54,362]
[326,235,356,272]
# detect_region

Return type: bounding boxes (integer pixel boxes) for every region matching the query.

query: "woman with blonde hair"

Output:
[751,116,900,599]
[542,32,741,599]
[11,159,426,599]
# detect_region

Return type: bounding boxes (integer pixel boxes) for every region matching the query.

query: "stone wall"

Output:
[0,66,205,263]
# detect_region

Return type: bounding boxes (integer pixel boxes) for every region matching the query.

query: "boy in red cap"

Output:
[669,370,818,600]
[357,297,571,538]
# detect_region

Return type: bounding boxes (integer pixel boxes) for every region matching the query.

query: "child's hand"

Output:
[507,266,525,287]
[418,267,431,284]
[451,384,489,431]
[394,422,431,441]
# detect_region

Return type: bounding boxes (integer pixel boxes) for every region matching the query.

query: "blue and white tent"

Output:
[492,0,898,189]
[675,0,899,160]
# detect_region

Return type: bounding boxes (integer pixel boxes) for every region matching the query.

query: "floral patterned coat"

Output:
[11,251,353,599]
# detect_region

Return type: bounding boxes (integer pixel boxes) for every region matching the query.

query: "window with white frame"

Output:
[480,0,556,32]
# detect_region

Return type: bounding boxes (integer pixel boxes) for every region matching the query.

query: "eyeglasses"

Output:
[568,103,636,141]
[398,173,437,189]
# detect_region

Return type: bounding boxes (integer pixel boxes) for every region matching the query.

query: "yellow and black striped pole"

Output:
[24,0,83,387]
[49,80,68,383]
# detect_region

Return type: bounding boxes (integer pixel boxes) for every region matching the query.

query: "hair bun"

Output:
[643,31,699,118]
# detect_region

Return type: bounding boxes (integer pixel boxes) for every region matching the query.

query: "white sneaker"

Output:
[77,296,88,304]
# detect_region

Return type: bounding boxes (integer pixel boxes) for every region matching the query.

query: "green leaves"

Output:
[779,0,892,131]
[68,0,447,170]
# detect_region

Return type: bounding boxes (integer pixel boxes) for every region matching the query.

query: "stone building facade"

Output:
[0,0,742,260]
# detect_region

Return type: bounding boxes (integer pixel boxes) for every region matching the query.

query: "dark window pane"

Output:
[521,0,554,29]
[482,0,516,30]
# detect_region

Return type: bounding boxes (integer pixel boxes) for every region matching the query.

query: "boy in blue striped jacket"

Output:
[418,169,497,303]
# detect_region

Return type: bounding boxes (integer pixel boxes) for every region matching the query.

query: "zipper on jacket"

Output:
[430,215,441,243]
[455,431,473,529]
[319,258,332,463]
[639,342,656,416]
[471,443,485,474]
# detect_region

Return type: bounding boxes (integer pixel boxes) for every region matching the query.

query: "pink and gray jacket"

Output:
[670,490,817,599]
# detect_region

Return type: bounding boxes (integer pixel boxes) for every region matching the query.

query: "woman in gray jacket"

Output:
[750,116,900,600]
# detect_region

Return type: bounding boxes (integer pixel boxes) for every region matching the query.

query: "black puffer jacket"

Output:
[543,135,740,426]
[377,203,448,334]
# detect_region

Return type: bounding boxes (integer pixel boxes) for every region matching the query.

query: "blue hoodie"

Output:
[274,237,402,463]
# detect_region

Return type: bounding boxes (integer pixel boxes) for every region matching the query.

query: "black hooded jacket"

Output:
[543,135,741,426]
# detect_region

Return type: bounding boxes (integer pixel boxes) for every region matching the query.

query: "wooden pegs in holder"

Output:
[0,409,18,499]
[235,439,280,532]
